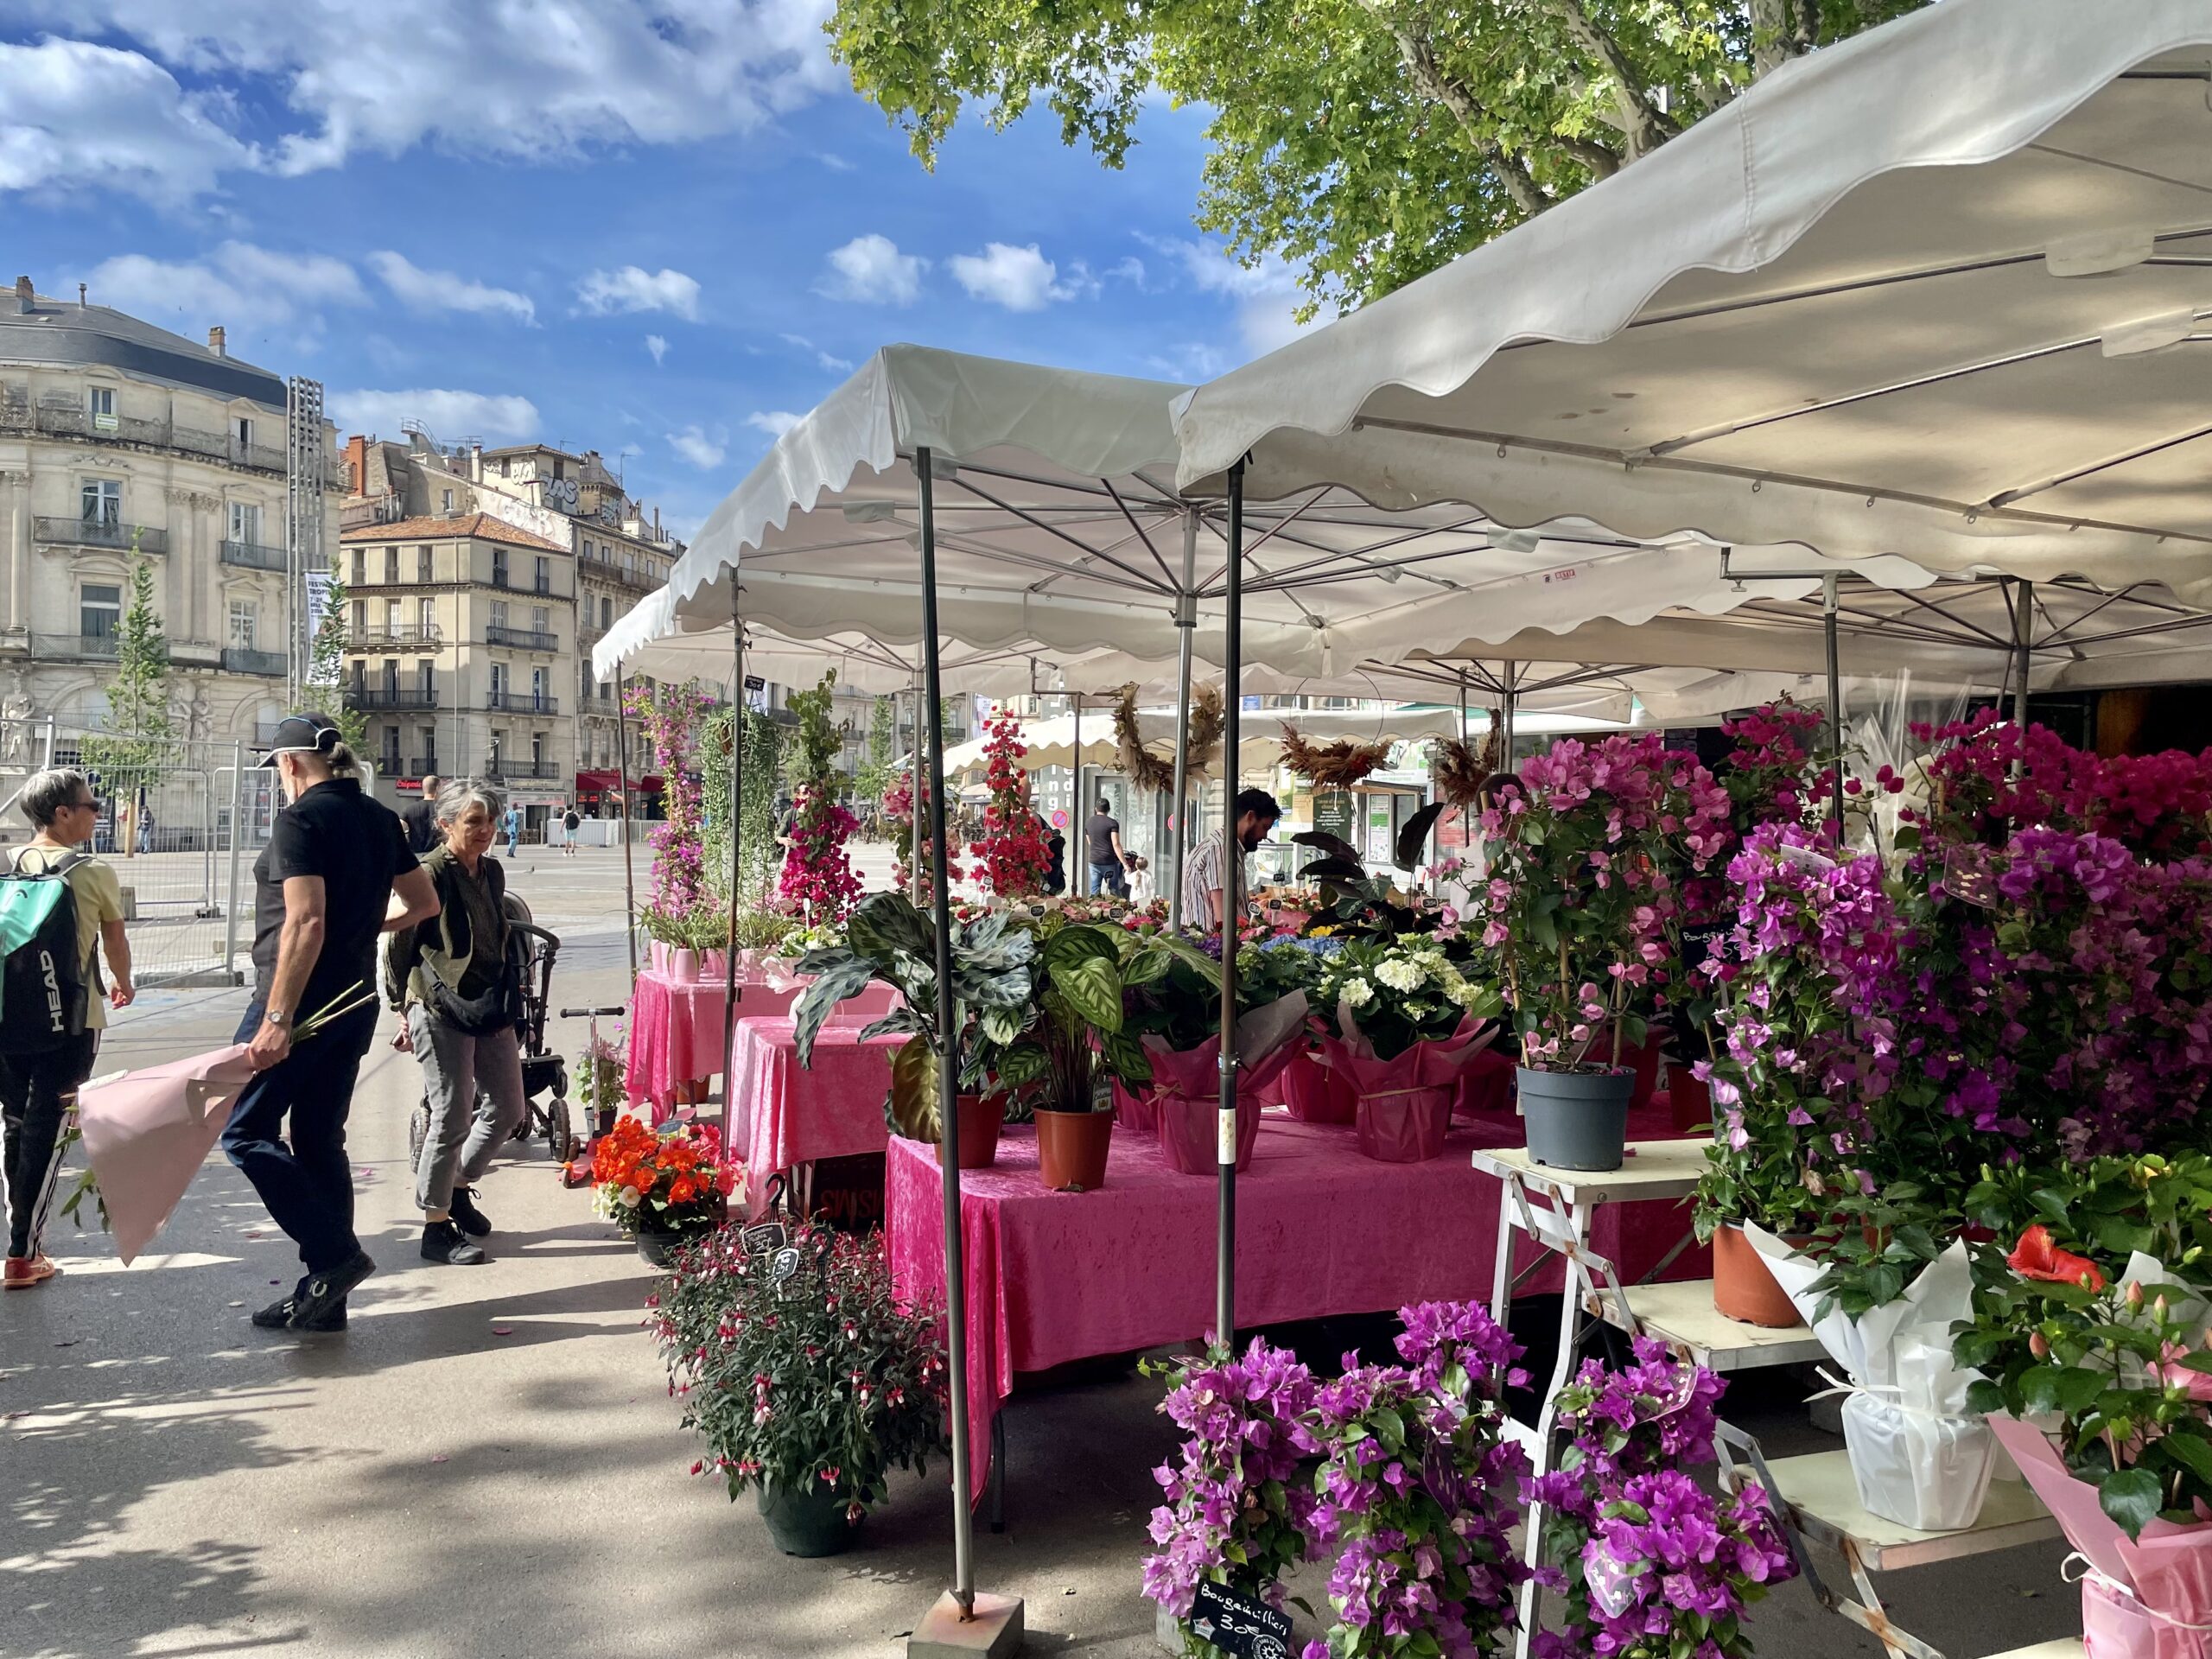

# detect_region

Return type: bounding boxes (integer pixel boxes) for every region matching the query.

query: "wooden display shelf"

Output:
[1470,1140,1709,1207]
[1591,1278,1827,1370]
[1763,1449,2059,1571]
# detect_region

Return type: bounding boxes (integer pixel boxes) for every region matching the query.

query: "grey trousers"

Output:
[410,1006,527,1214]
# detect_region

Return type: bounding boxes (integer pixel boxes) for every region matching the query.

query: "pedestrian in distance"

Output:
[1085,797,1130,897]
[401,772,442,855]
[561,802,580,858]
[220,715,439,1333]
[0,769,135,1289]
[386,779,526,1267]
[501,803,520,860]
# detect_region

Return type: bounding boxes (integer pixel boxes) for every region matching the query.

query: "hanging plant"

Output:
[1185,683,1225,775]
[1431,720,1503,808]
[1112,685,1175,792]
[1281,723,1389,789]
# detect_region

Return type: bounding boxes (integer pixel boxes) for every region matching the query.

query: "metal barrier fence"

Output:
[0,722,281,988]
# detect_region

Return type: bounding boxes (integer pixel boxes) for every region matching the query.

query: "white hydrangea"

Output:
[1341,977,1376,1009]
[1375,956,1426,994]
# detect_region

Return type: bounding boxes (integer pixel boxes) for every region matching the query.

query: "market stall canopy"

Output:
[943,704,1468,778]
[1173,0,2212,608]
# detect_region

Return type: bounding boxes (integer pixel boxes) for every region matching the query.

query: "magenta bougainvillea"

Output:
[625,682,712,931]
[883,769,966,900]
[972,713,1054,898]
[776,784,863,921]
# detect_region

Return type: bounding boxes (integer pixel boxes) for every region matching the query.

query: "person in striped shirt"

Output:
[1181,788,1283,931]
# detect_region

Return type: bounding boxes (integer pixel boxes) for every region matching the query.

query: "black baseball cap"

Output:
[255,712,343,769]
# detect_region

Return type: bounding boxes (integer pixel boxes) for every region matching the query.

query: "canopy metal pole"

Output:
[2012,577,2034,738]
[1500,661,1518,767]
[721,591,745,1071]
[1824,576,1847,834]
[1217,458,1245,1352]
[908,681,923,905]
[1071,692,1084,895]
[1168,512,1198,930]
[615,665,639,982]
[918,446,977,1616]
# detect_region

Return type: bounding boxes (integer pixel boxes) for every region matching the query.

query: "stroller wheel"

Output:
[408,1101,429,1173]
[549,1096,575,1163]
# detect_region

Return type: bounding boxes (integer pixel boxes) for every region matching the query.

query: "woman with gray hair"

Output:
[384,777,524,1267]
[3,768,133,1288]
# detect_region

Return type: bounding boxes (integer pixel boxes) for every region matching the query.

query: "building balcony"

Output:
[221,646,287,677]
[577,548,662,592]
[220,538,288,572]
[0,402,286,474]
[351,624,443,648]
[348,688,440,711]
[34,632,120,662]
[35,517,168,556]
[378,753,442,781]
[486,624,556,652]
[486,691,558,715]
[488,759,561,780]
[408,756,441,780]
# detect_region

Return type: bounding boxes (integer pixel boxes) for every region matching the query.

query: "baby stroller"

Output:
[407,893,576,1171]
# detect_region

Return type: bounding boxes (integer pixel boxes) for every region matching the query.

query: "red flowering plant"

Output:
[883,769,968,900]
[775,673,863,923]
[652,1220,950,1528]
[589,1114,735,1243]
[972,711,1055,898]
[1467,734,1731,1072]
[1954,1155,2212,1537]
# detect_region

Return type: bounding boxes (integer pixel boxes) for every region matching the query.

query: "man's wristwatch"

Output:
[264,1009,294,1029]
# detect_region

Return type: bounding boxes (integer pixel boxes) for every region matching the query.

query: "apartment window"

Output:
[80,582,121,640]
[228,598,257,652]
[489,733,505,774]
[531,605,550,639]
[351,548,365,586]
[492,548,510,588]
[382,724,401,767]
[235,416,254,449]
[441,488,455,513]
[535,556,550,594]
[531,732,545,770]
[87,386,116,428]
[417,544,433,582]
[419,725,436,767]
[352,599,366,636]
[598,596,610,629]
[580,661,593,702]
[490,663,508,701]
[382,658,400,694]
[384,545,399,584]
[489,599,510,631]
[228,500,261,544]
[350,659,366,696]
[416,660,435,696]
[81,478,121,528]
[531,667,547,708]
[384,597,401,634]
[417,597,435,633]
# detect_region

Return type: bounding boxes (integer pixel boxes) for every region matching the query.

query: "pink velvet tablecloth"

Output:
[626,969,802,1118]
[725,1014,903,1182]
[890,1109,1704,1498]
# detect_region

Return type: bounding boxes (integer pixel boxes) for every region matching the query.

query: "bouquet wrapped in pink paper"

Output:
[1147,994,1310,1176]
[75,1044,259,1264]
[1278,1047,1354,1125]
[1111,1078,1156,1135]
[1319,1019,1498,1164]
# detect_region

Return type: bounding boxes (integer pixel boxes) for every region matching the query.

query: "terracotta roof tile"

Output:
[340,512,569,555]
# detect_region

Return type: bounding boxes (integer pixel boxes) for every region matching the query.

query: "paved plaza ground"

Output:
[3,843,2082,1659]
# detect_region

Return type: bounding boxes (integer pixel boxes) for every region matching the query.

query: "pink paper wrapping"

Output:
[1145,1031,1305,1177]
[1987,1417,2212,1657]
[1454,1047,1516,1120]
[1279,1048,1355,1124]
[1111,1079,1157,1134]
[1321,1023,1500,1165]
[888,1116,1712,1505]
[75,1044,259,1264]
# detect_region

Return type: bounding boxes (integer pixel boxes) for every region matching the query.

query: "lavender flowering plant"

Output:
[1524,1338,1796,1659]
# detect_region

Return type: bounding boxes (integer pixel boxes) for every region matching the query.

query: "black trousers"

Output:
[221,1002,378,1275]
[0,1028,101,1258]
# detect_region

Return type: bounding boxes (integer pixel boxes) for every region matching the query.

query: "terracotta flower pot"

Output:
[1711,1224,1807,1329]
[1034,1107,1113,1192]
[929,1095,1002,1169]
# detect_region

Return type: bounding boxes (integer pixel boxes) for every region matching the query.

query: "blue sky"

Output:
[0,2,1303,538]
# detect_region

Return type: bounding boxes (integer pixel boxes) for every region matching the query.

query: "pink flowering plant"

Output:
[626,681,718,940]
[973,712,1057,897]
[1524,1338,1796,1659]
[776,673,863,922]
[883,769,968,900]
[652,1219,950,1522]
[1469,734,1730,1071]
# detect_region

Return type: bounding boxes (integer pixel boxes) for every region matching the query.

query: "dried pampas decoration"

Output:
[1430,718,1503,807]
[1113,684,1174,791]
[1279,723,1389,789]
[1185,683,1225,774]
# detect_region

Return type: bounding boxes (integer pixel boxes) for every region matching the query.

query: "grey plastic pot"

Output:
[1519,1065,1634,1172]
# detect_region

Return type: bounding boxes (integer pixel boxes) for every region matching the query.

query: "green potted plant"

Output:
[1468,734,1730,1171]
[654,1220,950,1556]
[790,892,1036,1167]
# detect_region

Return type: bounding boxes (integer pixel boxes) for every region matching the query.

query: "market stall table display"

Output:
[889,1113,1707,1509]
[625,968,899,1120]
[724,1015,904,1184]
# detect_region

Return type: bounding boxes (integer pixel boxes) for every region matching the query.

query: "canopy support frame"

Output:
[721,588,746,1070]
[1217,459,1246,1352]
[1169,513,1199,931]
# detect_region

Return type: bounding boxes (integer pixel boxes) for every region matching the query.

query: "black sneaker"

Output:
[289,1249,375,1328]
[421,1220,486,1266]
[252,1294,346,1332]
[448,1185,491,1238]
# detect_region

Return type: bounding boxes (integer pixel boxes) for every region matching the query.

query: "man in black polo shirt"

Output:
[221,715,440,1332]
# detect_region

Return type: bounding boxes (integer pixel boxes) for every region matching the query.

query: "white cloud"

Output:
[645,334,668,365]
[745,410,801,439]
[367,250,534,324]
[817,234,925,306]
[669,424,728,468]
[779,333,853,373]
[0,35,261,200]
[1106,256,1149,289]
[576,265,700,321]
[1135,233,1306,359]
[817,152,855,172]
[328,387,540,442]
[11,1,842,188]
[80,241,366,346]
[946,243,1093,312]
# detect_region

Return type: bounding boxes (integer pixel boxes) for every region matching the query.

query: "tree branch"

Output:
[1554,133,1621,181]
[1366,2,1548,217]
[1548,0,1679,157]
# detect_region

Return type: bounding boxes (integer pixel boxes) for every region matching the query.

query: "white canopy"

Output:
[942,704,1470,777]
[1174,0,2212,620]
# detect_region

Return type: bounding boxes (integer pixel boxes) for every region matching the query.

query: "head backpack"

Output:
[0,848,91,1053]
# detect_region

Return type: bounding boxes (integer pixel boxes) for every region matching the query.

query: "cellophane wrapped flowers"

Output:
[1524,1338,1795,1659]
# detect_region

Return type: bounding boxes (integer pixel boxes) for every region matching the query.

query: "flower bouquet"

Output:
[653,1221,950,1556]
[589,1115,735,1265]
[1313,938,1502,1162]
[1142,995,1311,1175]
[1115,926,1305,1156]
[1526,1338,1796,1659]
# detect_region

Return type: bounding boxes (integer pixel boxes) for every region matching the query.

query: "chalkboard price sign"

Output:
[741,1222,788,1255]
[1189,1582,1293,1659]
